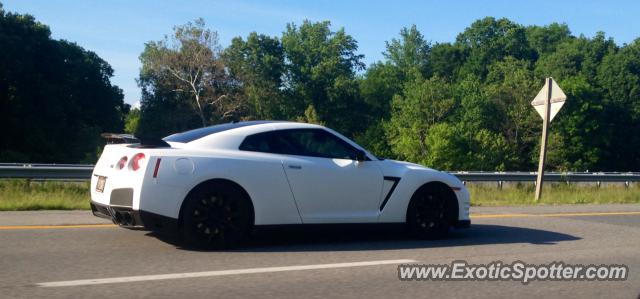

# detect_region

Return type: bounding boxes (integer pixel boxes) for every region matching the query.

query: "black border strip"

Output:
[379,176,401,211]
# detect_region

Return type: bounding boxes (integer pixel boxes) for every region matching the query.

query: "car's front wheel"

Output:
[181,181,252,249]
[406,183,457,239]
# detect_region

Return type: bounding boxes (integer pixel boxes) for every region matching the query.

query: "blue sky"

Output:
[4,0,639,106]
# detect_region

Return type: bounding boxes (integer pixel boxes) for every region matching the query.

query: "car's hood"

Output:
[377,159,463,187]
[379,159,436,173]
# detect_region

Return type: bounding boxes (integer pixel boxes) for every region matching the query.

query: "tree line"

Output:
[2,4,639,171]
[133,17,640,171]
[0,4,127,163]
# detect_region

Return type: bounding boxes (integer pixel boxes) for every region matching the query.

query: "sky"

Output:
[3,0,640,106]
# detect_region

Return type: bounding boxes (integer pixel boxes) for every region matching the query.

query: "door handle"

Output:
[288,165,302,170]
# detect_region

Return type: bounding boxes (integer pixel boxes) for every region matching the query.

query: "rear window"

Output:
[163,121,277,143]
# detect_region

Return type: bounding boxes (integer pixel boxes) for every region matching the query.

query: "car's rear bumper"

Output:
[90,201,178,232]
[90,201,145,228]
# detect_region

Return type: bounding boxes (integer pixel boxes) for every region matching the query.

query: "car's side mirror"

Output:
[355,150,367,162]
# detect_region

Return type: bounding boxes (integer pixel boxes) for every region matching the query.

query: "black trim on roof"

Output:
[162,121,283,143]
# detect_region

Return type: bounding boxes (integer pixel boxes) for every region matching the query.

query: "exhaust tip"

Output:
[123,212,133,226]
[113,211,123,224]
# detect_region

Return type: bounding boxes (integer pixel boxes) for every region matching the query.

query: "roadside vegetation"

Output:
[1,179,638,211]
[468,183,640,206]
[0,180,89,211]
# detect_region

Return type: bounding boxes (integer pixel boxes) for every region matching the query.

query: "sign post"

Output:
[531,77,567,201]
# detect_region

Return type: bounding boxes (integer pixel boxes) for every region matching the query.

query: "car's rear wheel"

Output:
[407,183,457,239]
[181,181,252,249]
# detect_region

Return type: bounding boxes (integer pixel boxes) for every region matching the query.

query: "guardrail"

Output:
[1,163,639,183]
[450,171,640,183]
[0,164,94,180]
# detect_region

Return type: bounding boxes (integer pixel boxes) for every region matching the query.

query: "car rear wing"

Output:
[101,133,139,144]
[101,133,171,148]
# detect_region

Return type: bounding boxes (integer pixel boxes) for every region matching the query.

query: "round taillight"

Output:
[131,153,146,171]
[116,156,128,170]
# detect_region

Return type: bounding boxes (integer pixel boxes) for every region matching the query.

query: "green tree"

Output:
[456,17,535,78]
[355,62,401,158]
[596,39,640,170]
[422,123,467,170]
[386,76,457,165]
[383,25,431,79]
[361,25,433,119]
[359,62,402,121]
[525,23,572,55]
[295,104,324,125]
[453,76,512,170]
[544,76,605,171]
[136,69,203,138]
[281,20,366,136]
[0,8,125,163]
[429,43,465,79]
[535,33,616,82]
[357,25,433,158]
[224,32,287,120]
[485,57,539,169]
[533,34,617,170]
[124,108,140,134]
[139,19,236,129]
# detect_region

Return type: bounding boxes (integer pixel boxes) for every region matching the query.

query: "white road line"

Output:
[37,259,416,287]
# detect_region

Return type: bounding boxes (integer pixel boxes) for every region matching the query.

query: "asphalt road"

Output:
[1,204,639,298]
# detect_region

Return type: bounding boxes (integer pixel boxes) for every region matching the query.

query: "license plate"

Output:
[96,176,107,193]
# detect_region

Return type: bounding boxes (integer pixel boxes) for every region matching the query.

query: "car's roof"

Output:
[163,121,322,143]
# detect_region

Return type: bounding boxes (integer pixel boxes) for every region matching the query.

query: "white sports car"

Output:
[90,121,470,248]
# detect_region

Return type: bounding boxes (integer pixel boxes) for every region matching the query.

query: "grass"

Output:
[0,180,638,211]
[469,182,640,206]
[0,180,90,211]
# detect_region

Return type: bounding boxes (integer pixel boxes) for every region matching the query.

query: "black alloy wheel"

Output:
[181,181,252,249]
[407,184,456,239]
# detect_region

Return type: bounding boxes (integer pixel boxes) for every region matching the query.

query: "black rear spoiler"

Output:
[101,133,139,144]
[101,133,171,148]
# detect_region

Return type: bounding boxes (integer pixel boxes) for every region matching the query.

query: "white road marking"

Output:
[37,259,416,287]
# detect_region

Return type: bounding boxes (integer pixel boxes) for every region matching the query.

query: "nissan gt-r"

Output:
[90,121,470,248]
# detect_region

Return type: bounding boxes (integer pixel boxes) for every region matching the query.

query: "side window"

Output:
[238,133,272,153]
[282,129,359,160]
[238,131,304,155]
[239,129,361,160]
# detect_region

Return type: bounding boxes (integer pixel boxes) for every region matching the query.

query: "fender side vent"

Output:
[379,176,401,211]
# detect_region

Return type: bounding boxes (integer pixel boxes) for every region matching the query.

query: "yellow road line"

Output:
[0,211,639,230]
[471,211,640,219]
[471,213,531,219]
[0,224,116,230]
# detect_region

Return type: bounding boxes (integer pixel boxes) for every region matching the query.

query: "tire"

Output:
[406,184,457,239]
[181,181,252,249]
